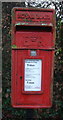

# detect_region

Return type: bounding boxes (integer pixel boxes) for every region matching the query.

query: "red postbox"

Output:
[11,7,56,108]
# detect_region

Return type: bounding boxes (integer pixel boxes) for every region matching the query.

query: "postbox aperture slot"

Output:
[15,25,52,32]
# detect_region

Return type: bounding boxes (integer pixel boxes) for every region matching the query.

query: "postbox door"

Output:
[11,49,54,108]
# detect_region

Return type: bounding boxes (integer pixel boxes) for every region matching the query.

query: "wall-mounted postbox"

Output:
[11,7,56,108]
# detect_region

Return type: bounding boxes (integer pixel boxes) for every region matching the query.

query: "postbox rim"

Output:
[12,7,55,13]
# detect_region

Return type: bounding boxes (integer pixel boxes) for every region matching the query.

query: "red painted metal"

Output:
[11,7,56,108]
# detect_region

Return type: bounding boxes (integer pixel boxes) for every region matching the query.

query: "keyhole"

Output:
[20,76,22,80]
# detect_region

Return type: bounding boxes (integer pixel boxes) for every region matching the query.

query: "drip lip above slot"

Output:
[15,22,53,27]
